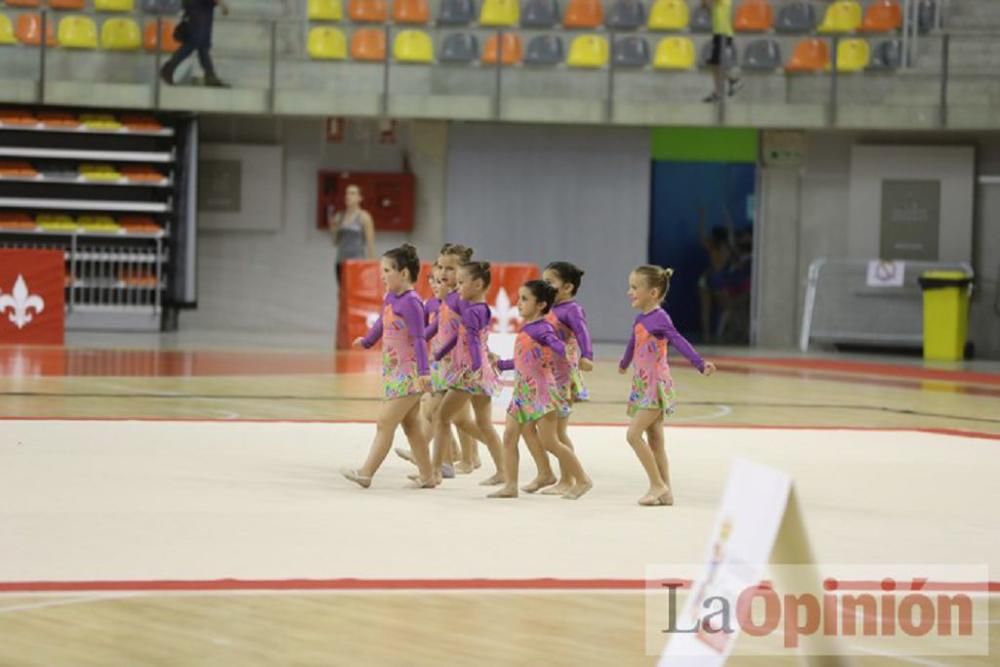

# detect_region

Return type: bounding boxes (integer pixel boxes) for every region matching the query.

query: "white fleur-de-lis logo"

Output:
[0,275,45,330]
[492,287,520,333]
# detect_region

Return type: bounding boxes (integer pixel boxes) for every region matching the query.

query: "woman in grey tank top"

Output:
[329,184,376,284]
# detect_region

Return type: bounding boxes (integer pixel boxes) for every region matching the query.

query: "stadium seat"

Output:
[829,37,869,71]
[524,33,563,65]
[734,0,773,32]
[120,114,162,131]
[742,38,781,71]
[567,34,608,67]
[867,38,900,70]
[307,26,347,59]
[437,0,474,25]
[482,32,522,64]
[119,216,161,233]
[144,20,180,52]
[58,15,98,48]
[16,14,56,46]
[101,17,140,50]
[308,0,343,20]
[5,0,41,7]
[785,37,829,72]
[861,0,901,33]
[612,35,649,67]
[606,0,644,30]
[647,0,687,31]
[563,0,602,28]
[690,5,712,32]
[142,0,182,13]
[38,111,79,127]
[0,14,15,44]
[699,37,737,67]
[0,161,36,176]
[0,108,36,124]
[350,27,385,60]
[653,36,694,69]
[348,0,386,22]
[95,0,135,11]
[81,113,122,129]
[393,29,432,62]
[522,0,559,28]
[775,1,815,33]
[438,32,477,63]
[480,0,518,26]
[393,0,429,24]
[818,0,862,34]
[50,0,85,9]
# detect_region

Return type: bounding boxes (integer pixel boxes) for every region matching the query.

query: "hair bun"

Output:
[663,267,675,279]
[482,261,491,270]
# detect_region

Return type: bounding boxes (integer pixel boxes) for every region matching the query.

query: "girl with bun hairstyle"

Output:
[620,265,716,506]
[341,244,436,489]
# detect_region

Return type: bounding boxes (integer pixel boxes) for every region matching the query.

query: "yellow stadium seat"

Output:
[95,0,135,11]
[100,17,140,50]
[308,0,343,21]
[58,15,98,48]
[567,34,608,68]
[308,26,347,59]
[818,0,862,34]
[648,0,689,31]
[828,37,870,72]
[653,36,695,69]
[0,14,16,44]
[479,0,518,27]
[393,29,432,63]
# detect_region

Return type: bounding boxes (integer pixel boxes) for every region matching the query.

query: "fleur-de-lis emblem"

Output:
[0,275,45,330]
[492,287,520,333]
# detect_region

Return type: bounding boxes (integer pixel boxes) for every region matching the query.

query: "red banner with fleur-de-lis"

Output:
[336,259,539,349]
[0,249,65,346]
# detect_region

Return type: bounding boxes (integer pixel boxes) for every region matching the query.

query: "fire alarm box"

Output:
[317,171,415,232]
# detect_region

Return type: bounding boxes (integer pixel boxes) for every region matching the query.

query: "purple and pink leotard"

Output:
[361,289,429,399]
[426,291,462,393]
[434,297,498,397]
[497,319,567,424]
[545,299,593,412]
[619,307,705,417]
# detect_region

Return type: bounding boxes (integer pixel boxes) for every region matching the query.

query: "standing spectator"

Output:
[160,0,230,88]
[703,0,742,103]
[330,184,376,287]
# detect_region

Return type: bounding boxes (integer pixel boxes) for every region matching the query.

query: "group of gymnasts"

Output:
[339,242,716,506]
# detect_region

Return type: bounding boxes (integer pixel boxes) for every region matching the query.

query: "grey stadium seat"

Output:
[605,0,646,31]
[742,39,781,71]
[690,6,712,33]
[918,0,936,34]
[439,33,479,63]
[524,34,564,65]
[775,2,816,34]
[613,35,650,67]
[437,0,476,26]
[522,0,560,28]
[699,38,738,68]
[868,39,901,70]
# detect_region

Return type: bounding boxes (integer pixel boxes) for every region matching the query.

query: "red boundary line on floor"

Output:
[1,417,998,441]
[1,579,997,593]
[714,356,1000,386]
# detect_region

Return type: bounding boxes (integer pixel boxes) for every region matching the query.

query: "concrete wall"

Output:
[756,131,1000,359]
[443,122,651,342]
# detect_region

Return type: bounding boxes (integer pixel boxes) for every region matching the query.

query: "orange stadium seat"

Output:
[563,0,603,28]
[734,0,773,32]
[348,0,387,22]
[5,0,42,7]
[861,0,902,33]
[49,0,86,9]
[144,19,179,52]
[350,27,386,60]
[785,37,830,72]
[16,14,56,46]
[392,0,429,24]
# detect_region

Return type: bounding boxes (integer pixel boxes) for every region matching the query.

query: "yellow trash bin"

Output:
[918,270,973,361]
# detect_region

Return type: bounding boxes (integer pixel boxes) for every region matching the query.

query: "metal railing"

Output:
[20,2,996,130]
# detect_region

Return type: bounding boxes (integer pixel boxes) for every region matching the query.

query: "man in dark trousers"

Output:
[160,0,230,88]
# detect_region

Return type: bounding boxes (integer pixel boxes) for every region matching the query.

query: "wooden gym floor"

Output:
[0,337,998,666]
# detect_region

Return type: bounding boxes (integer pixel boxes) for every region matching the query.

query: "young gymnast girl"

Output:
[416,264,458,478]
[431,261,505,486]
[489,280,592,500]
[525,261,595,495]
[619,265,715,506]
[341,244,436,489]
